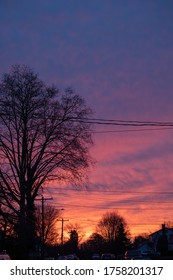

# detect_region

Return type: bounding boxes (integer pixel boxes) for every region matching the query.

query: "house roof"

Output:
[150,227,173,237]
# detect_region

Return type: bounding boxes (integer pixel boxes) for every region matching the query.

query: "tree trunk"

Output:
[17,194,36,259]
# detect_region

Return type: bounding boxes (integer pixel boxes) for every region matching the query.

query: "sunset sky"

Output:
[1,0,173,240]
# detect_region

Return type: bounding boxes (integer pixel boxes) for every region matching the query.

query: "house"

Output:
[135,224,173,256]
[137,241,154,254]
[150,224,173,252]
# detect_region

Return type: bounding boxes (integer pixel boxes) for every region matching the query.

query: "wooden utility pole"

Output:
[58,218,69,245]
[36,196,53,258]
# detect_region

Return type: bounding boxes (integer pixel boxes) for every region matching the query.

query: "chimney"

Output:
[162,224,166,235]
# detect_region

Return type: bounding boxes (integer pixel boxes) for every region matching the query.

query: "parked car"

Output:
[124,250,142,260]
[44,257,55,260]
[92,253,100,260]
[66,254,79,260]
[101,253,115,260]
[0,250,11,260]
[57,255,67,260]
[141,249,154,256]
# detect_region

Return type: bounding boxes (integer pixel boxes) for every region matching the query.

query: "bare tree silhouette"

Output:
[0,65,93,258]
[35,205,60,245]
[97,211,130,254]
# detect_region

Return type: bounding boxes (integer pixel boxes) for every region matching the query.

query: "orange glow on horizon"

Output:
[43,127,173,243]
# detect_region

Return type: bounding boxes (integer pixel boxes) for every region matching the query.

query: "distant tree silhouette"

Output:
[115,221,131,252]
[0,64,93,258]
[35,205,60,245]
[97,211,130,254]
[133,234,150,248]
[67,229,79,253]
[66,222,85,244]
[84,233,106,254]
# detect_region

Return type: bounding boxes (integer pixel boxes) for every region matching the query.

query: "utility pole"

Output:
[58,218,69,245]
[36,196,53,258]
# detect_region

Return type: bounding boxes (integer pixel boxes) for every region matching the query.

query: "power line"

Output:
[73,118,173,127]
[81,118,173,125]
[51,198,173,204]
[51,203,173,210]
[91,127,173,134]
[49,187,173,194]
[38,115,173,126]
